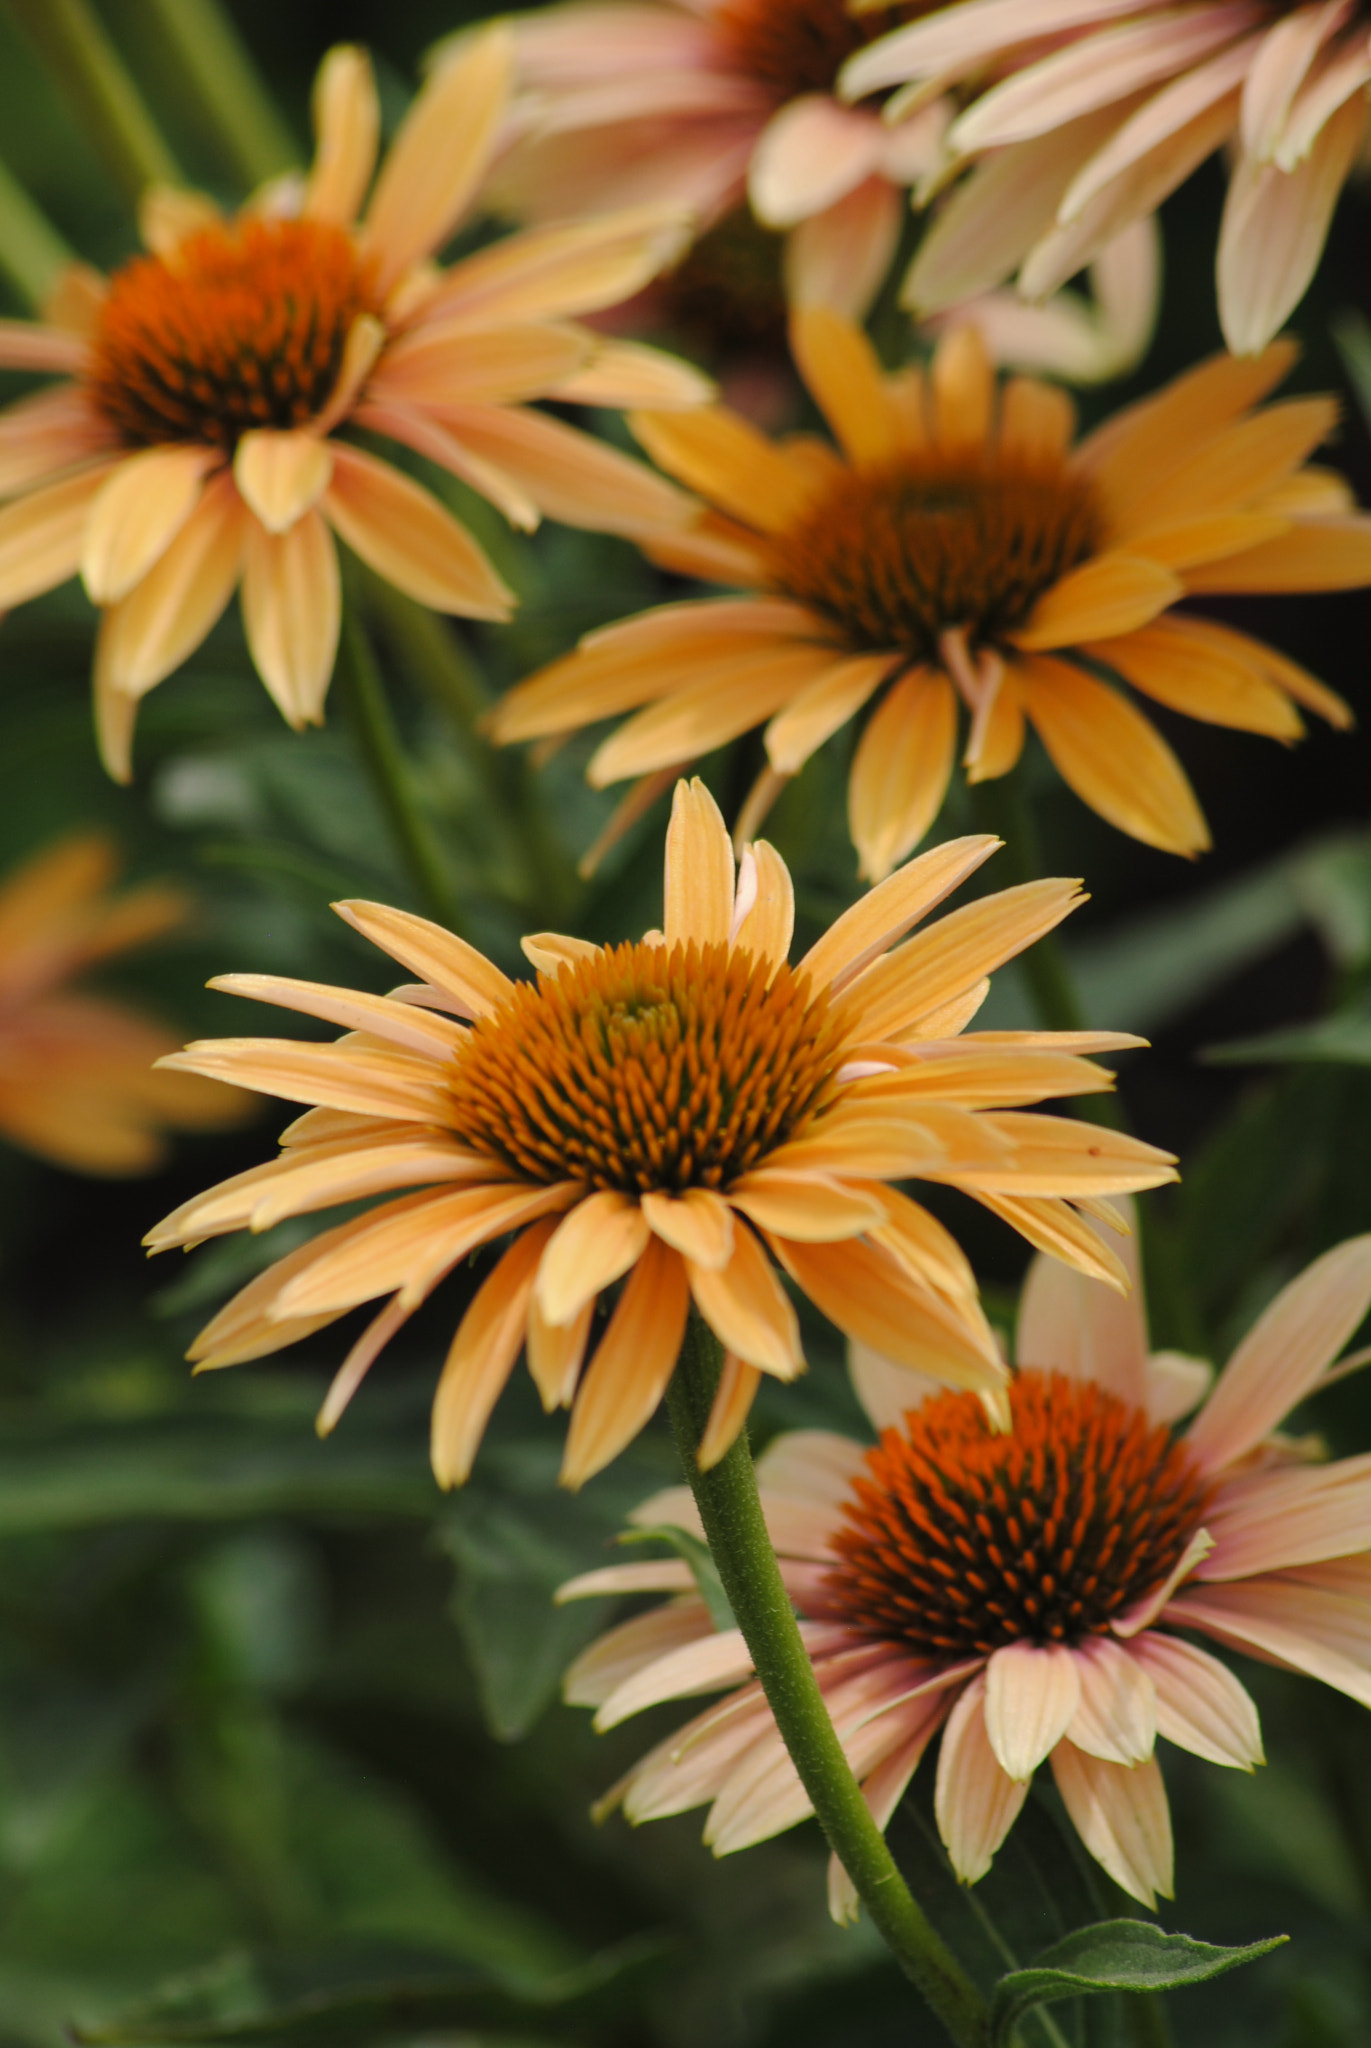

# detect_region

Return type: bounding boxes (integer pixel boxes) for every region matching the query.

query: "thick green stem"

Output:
[4,0,180,202]
[132,0,297,189]
[336,610,465,934]
[666,1316,991,2048]
[0,155,73,309]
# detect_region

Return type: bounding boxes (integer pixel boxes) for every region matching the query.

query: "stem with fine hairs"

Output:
[665,1312,991,2048]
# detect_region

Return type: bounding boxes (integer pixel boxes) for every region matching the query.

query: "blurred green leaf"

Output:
[989,1923,1287,2046]
[1205,1008,1371,1067]
[618,1524,736,1631]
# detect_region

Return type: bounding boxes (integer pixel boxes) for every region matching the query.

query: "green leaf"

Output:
[1333,310,1371,436]
[70,1936,669,2046]
[1204,1009,1371,1068]
[989,1921,1287,2046]
[617,1524,736,1632]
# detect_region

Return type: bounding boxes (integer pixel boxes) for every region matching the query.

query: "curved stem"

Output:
[6,0,180,203]
[336,609,465,934]
[133,0,297,189]
[666,1315,991,2048]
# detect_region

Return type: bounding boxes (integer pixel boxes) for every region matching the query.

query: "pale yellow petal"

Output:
[689,1225,803,1378]
[431,1220,553,1487]
[527,1291,594,1411]
[233,430,333,535]
[730,841,794,973]
[324,445,513,620]
[664,776,734,949]
[205,972,467,1059]
[642,1187,735,1270]
[241,510,340,727]
[698,1353,764,1471]
[306,45,380,225]
[728,1170,887,1242]
[0,460,119,609]
[81,446,214,603]
[331,899,513,1015]
[849,668,958,882]
[798,834,1000,996]
[1021,654,1210,856]
[96,474,247,696]
[561,1237,689,1488]
[536,1189,650,1326]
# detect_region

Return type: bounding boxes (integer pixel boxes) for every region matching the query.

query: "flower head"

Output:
[841,0,1371,354]
[565,1222,1371,1913]
[0,34,704,778]
[489,0,951,318]
[491,312,1364,877]
[0,835,245,1173]
[146,778,1172,1489]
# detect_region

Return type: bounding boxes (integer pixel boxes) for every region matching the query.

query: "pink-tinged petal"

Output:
[984,1641,1081,1779]
[618,1686,779,1825]
[1145,1349,1214,1423]
[564,1596,715,1709]
[664,775,734,948]
[754,1427,868,1523]
[827,1691,950,1922]
[1242,0,1354,162]
[1112,1529,1215,1639]
[536,1190,649,1327]
[354,399,540,532]
[431,403,693,536]
[935,1673,1028,1882]
[1066,1637,1156,1764]
[430,1218,555,1486]
[0,321,88,373]
[81,446,215,604]
[1199,1455,1371,1580]
[1050,1742,1173,1906]
[365,26,513,293]
[561,1235,690,1486]
[240,510,341,728]
[0,459,121,608]
[785,176,902,320]
[555,1559,695,1602]
[95,473,247,697]
[0,386,114,499]
[418,207,692,328]
[1169,1557,1371,1706]
[750,97,882,228]
[1014,1197,1148,1406]
[1274,27,1371,171]
[324,444,513,620]
[841,0,1148,101]
[1218,90,1365,353]
[954,5,1258,154]
[848,1339,946,1434]
[233,430,333,535]
[305,44,380,224]
[595,1627,755,1729]
[508,3,716,85]
[1129,1633,1262,1769]
[1186,1236,1371,1473]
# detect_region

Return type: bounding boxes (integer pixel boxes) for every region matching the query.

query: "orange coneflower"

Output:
[491,312,1365,877]
[841,0,1371,354]
[145,778,1173,1489]
[0,834,244,1173]
[0,32,705,778]
[563,1221,1371,1914]
[488,0,951,317]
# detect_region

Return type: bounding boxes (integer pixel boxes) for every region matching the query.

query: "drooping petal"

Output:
[431,1219,553,1487]
[689,1222,803,1378]
[1050,1742,1173,1907]
[785,175,902,320]
[775,1233,1007,1393]
[642,1187,735,1270]
[324,445,513,619]
[699,1352,764,1470]
[233,430,333,535]
[1020,654,1210,856]
[1129,1633,1262,1770]
[561,1236,690,1487]
[984,1641,1081,1780]
[240,510,340,727]
[935,1674,1028,1883]
[0,460,119,609]
[1066,1637,1157,1765]
[849,668,959,882]
[536,1190,650,1327]
[96,473,247,697]
[764,650,898,776]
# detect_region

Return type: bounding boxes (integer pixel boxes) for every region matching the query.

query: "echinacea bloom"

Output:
[145,778,1173,1489]
[489,0,950,317]
[0,835,245,1173]
[491,312,1364,878]
[563,1223,1371,1914]
[0,32,703,780]
[842,0,1371,354]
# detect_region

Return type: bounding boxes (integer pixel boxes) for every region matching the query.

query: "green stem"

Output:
[4,0,180,203]
[666,1315,991,2048]
[336,609,465,934]
[0,155,73,309]
[132,0,297,189]
[971,778,1086,1035]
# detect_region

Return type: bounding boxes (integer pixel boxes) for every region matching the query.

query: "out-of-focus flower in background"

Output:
[562,1225,1371,1915]
[842,0,1371,355]
[146,779,1172,1490]
[493,313,1365,877]
[487,0,950,317]
[0,31,704,780]
[0,834,245,1174]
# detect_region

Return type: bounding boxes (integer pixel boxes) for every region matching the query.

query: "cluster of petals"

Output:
[492,313,1363,877]
[145,778,1172,1490]
[490,0,949,318]
[0,835,244,1174]
[0,30,705,778]
[843,0,1371,354]
[563,1224,1371,1914]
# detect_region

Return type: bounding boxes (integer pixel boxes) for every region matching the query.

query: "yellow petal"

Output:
[205,972,467,1059]
[588,643,837,785]
[642,1188,735,1270]
[306,44,380,225]
[728,1170,888,1241]
[931,325,993,454]
[765,650,898,776]
[730,840,794,973]
[96,473,246,695]
[431,1220,552,1487]
[159,1037,455,1123]
[1183,517,1371,593]
[424,206,692,327]
[698,1353,763,1471]
[630,405,815,532]
[365,25,513,295]
[0,460,119,609]
[233,430,334,535]
[789,306,902,464]
[536,1190,650,1326]
[138,185,220,257]
[999,376,1075,462]
[527,1292,593,1412]
[774,1233,1005,1392]
[324,444,513,619]
[849,668,958,881]
[84,439,211,605]
[1086,617,1302,739]
[688,1224,802,1378]
[370,319,590,408]
[241,510,340,727]
[561,1237,689,1488]
[331,899,513,1015]
[1012,552,1181,651]
[1021,654,1210,856]
[799,833,1000,996]
[664,776,734,949]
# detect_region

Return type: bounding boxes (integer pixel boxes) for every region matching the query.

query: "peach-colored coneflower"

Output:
[0,834,245,1173]
[841,0,1371,354]
[491,311,1365,878]
[145,778,1173,1490]
[563,1222,1371,1914]
[489,0,951,317]
[0,31,704,780]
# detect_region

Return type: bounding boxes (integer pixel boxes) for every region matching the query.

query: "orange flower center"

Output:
[711,0,928,104]
[445,939,841,1193]
[822,1370,1209,1656]
[761,454,1102,662]
[88,217,376,450]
